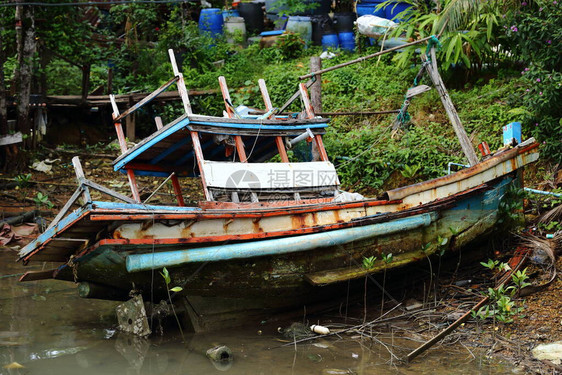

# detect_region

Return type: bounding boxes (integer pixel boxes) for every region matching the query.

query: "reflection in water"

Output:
[0,252,509,374]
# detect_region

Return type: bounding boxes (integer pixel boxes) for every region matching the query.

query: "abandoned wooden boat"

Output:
[17,49,539,332]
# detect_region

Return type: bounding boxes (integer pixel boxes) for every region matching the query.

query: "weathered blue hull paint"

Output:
[125,212,437,272]
[91,200,202,212]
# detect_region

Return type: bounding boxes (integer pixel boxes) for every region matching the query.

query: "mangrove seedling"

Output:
[381,253,393,316]
[421,242,434,307]
[362,256,377,324]
[160,267,184,339]
[33,192,54,209]
[15,173,32,188]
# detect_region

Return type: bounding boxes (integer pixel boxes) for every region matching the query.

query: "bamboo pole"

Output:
[299,36,434,80]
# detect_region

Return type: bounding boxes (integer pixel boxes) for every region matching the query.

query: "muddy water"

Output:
[0,252,510,375]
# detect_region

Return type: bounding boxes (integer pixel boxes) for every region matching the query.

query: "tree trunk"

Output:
[81,63,91,103]
[0,21,7,136]
[15,1,36,148]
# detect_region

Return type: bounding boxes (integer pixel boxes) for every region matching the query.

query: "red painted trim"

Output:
[275,136,289,163]
[171,174,185,206]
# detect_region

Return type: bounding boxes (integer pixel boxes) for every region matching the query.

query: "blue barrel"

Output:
[322,34,339,50]
[338,31,355,52]
[199,8,223,38]
[356,0,386,18]
[385,2,412,22]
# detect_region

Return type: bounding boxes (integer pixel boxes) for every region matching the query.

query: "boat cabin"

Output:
[110,50,339,208]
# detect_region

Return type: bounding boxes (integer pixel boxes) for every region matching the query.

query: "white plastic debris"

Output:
[355,15,397,38]
[334,191,365,203]
[30,158,60,174]
[319,51,336,60]
[310,324,330,335]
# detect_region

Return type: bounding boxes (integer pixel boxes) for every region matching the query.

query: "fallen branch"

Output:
[406,248,529,362]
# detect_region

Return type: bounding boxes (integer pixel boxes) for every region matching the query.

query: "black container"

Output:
[333,12,357,32]
[238,2,264,35]
[311,14,335,46]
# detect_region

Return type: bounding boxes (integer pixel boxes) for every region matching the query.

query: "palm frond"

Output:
[437,0,481,33]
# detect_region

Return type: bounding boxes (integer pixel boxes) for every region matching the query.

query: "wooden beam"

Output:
[189,131,211,201]
[299,83,315,119]
[259,79,289,163]
[423,48,478,166]
[168,49,192,115]
[72,156,91,204]
[171,174,185,206]
[109,94,140,202]
[113,76,179,123]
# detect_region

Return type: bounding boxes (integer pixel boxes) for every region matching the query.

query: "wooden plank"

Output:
[190,131,212,201]
[406,84,431,98]
[113,76,179,123]
[0,132,22,146]
[168,49,193,115]
[171,174,186,206]
[299,83,315,119]
[82,179,138,204]
[19,269,57,282]
[72,156,91,203]
[154,116,163,130]
[109,95,128,154]
[45,186,83,232]
[201,160,338,189]
[259,79,288,163]
[423,48,478,166]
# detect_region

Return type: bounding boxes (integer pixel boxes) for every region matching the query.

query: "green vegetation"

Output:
[472,260,530,324]
[1,0,559,183]
[33,192,54,209]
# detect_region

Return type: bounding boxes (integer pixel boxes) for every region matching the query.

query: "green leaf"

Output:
[170,286,183,293]
[160,267,171,285]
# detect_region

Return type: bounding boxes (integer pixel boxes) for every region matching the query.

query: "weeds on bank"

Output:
[471,260,530,325]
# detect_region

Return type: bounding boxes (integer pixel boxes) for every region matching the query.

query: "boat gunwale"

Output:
[384,140,539,200]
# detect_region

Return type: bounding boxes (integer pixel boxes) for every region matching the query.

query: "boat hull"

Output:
[49,176,512,330]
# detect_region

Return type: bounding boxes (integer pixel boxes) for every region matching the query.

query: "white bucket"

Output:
[224,16,246,45]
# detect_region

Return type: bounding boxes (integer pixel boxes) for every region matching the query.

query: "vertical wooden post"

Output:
[218,75,235,118]
[259,78,289,162]
[258,79,273,114]
[189,131,212,201]
[72,156,91,204]
[110,94,141,203]
[310,56,322,113]
[126,95,136,141]
[218,76,247,162]
[170,174,185,206]
[81,64,91,104]
[423,48,478,166]
[299,83,315,119]
[168,49,192,115]
[154,116,163,130]
[314,134,329,162]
